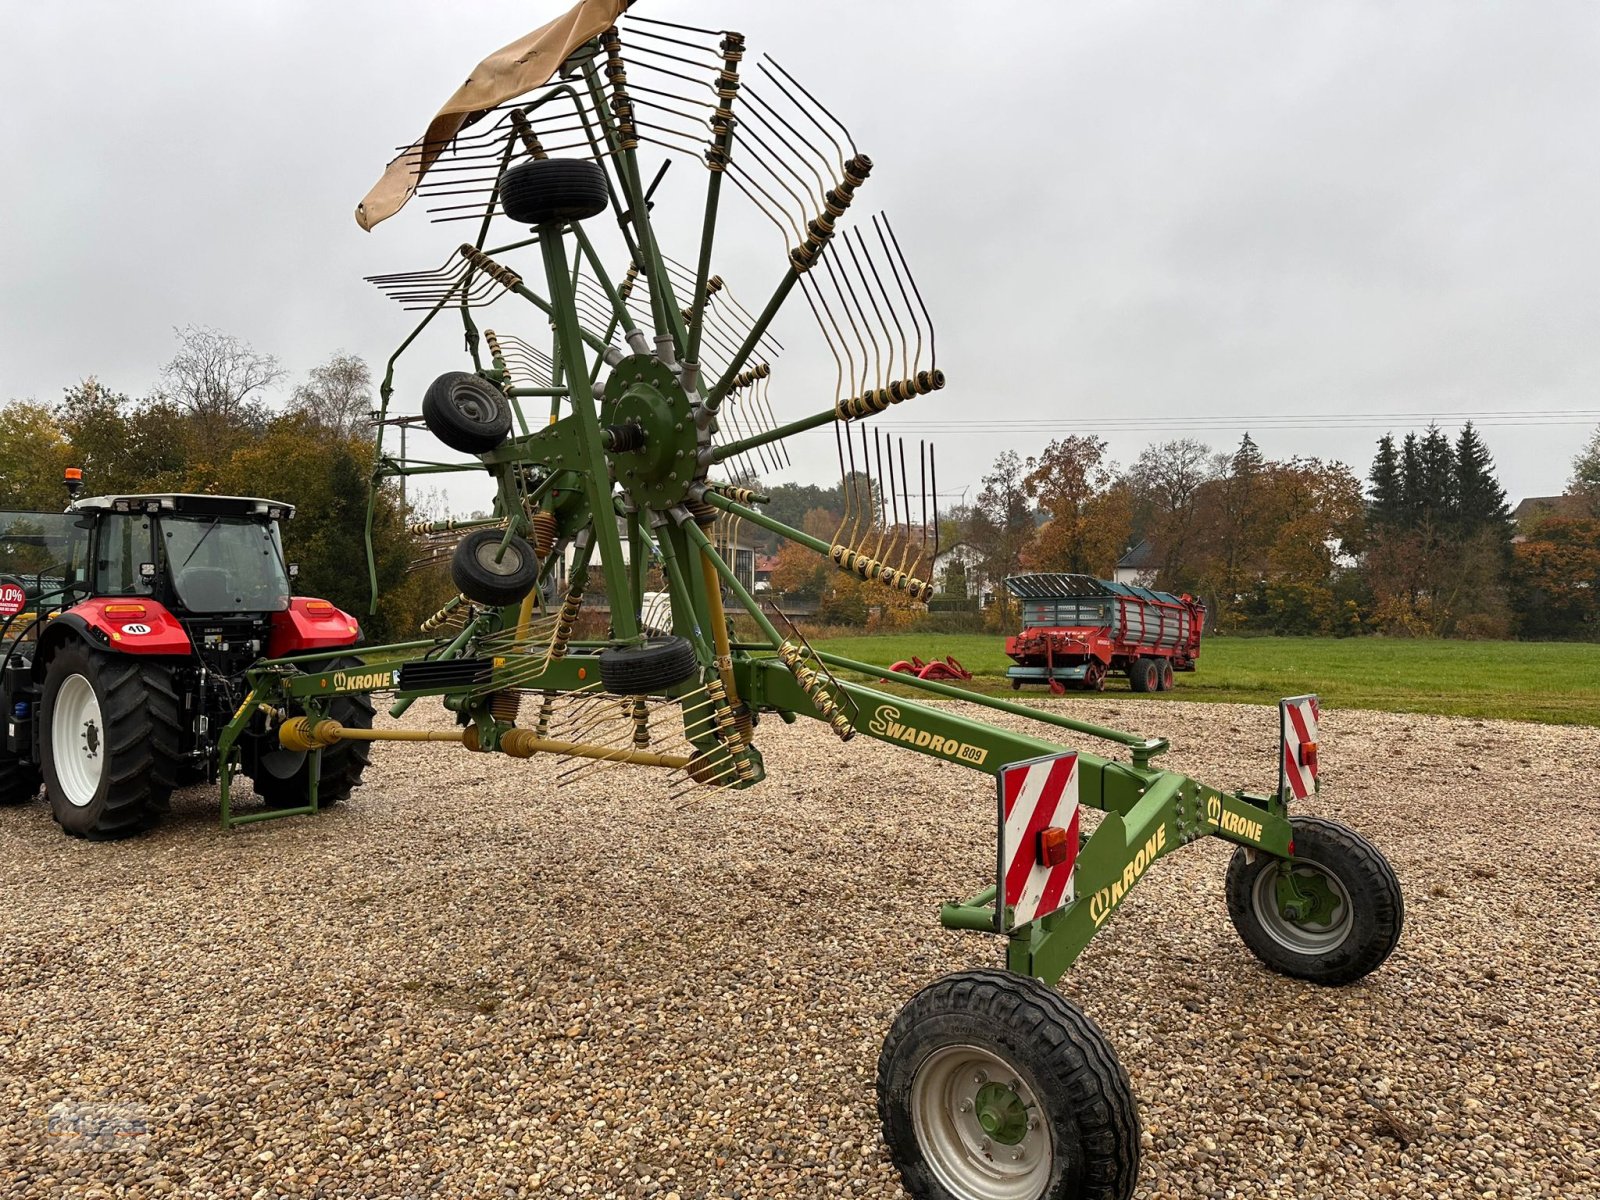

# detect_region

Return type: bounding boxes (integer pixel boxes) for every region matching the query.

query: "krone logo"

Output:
[332,669,398,691]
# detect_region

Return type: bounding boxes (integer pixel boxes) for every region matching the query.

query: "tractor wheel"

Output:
[451,529,541,607]
[598,635,699,696]
[1225,816,1403,986]
[1159,662,1175,691]
[1128,658,1158,693]
[250,658,375,810]
[878,969,1139,1200]
[1010,678,1023,691]
[500,157,610,226]
[40,645,183,839]
[0,750,40,806]
[422,372,513,454]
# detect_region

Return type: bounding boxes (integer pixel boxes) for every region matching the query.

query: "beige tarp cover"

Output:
[355,0,629,231]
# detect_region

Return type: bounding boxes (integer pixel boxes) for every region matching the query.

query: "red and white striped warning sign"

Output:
[1280,694,1321,801]
[998,751,1080,930]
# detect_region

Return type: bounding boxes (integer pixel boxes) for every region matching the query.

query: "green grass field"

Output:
[810,632,1600,725]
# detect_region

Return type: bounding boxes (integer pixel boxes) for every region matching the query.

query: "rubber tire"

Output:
[1128,658,1158,693]
[422,372,512,454]
[1226,815,1404,986]
[598,636,699,696]
[451,529,541,607]
[40,645,183,840]
[1160,662,1175,691]
[500,157,610,226]
[250,659,375,810]
[0,752,40,806]
[878,969,1140,1200]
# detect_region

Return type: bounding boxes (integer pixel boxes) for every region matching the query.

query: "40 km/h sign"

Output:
[0,580,27,618]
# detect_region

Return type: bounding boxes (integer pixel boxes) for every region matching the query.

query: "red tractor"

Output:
[1003,572,1205,693]
[0,475,370,838]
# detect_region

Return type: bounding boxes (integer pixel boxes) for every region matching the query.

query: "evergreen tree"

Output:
[1415,424,1456,528]
[1399,433,1421,523]
[1232,432,1264,476]
[1454,422,1511,537]
[1367,434,1403,529]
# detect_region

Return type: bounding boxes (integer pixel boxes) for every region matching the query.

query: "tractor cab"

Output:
[70,493,296,617]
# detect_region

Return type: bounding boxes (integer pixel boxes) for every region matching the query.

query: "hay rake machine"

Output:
[215,3,1404,1196]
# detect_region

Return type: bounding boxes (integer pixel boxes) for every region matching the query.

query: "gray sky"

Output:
[4,0,1598,516]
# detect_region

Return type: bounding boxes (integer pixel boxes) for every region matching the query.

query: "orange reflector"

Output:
[103,603,146,615]
[64,467,83,481]
[1036,825,1072,867]
[1300,741,1319,770]
[304,600,335,614]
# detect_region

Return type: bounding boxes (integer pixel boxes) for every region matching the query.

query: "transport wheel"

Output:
[250,658,375,810]
[1159,662,1174,691]
[0,750,40,806]
[40,644,182,839]
[1225,816,1403,986]
[422,372,513,454]
[451,529,541,607]
[599,635,700,696]
[878,970,1139,1200]
[1010,678,1023,691]
[1128,658,1157,693]
[500,157,611,226]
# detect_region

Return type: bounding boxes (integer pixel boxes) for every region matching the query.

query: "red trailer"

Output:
[1003,573,1205,693]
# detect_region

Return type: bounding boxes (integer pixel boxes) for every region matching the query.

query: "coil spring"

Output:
[685,498,718,526]
[777,641,855,741]
[726,361,769,394]
[708,482,760,506]
[619,263,639,301]
[833,369,946,420]
[458,244,522,291]
[680,275,724,324]
[484,328,506,370]
[420,594,468,633]
[489,690,523,722]
[535,691,555,737]
[827,545,936,603]
[508,110,546,159]
[549,586,584,660]
[631,699,650,749]
[602,30,638,151]
[789,154,872,273]
[529,510,558,560]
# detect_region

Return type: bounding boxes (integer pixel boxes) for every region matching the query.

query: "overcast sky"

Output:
[3,0,1598,516]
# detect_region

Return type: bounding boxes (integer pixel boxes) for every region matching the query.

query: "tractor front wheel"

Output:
[877,970,1139,1200]
[1225,816,1403,985]
[40,645,183,839]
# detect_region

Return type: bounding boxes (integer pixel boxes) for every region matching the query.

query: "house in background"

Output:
[1113,539,1159,586]
[931,541,992,606]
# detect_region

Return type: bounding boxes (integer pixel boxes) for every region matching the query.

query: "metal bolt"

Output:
[1011,1149,1025,1162]
[1008,1079,1021,1092]
[1028,1118,1040,1131]
[978,1137,990,1153]
[957,1099,972,1113]
[972,1071,988,1085]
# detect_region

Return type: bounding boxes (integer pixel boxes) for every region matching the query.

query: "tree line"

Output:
[757,422,1600,641]
[0,326,441,640]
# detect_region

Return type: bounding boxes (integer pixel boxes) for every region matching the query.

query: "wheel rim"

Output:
[474,540,526,576]
[52,674,105,808]
[1252,859,1353,954]
[910,1044,1053,1200]
[453,389,491,422]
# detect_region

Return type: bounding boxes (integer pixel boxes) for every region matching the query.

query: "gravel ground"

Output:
[1,696,1597,1199]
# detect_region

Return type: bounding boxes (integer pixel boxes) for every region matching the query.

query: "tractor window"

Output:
[160,517,290,613]
[95,514,155,596]
[0,511,89,608]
